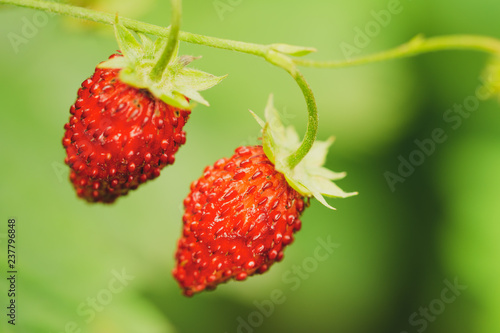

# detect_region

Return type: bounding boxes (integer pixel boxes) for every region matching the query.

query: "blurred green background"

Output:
[1,0,500,332]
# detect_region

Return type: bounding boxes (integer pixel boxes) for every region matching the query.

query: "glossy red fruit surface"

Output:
[173,145,305,296]
[63,54,190,203]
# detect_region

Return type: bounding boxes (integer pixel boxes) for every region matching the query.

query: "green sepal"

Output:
[114,22,142,63]
[98,22,226,109]
[270,43,317,57]
[252,95,358,210]
[98,56,128,69]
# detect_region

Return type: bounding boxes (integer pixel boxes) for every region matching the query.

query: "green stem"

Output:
[287,72,318,169]
[150,0,182,81]
[293,34,500,68]
[0,0,266,56]
[5,0,500,63]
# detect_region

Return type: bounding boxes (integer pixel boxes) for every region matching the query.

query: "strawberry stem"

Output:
[0,0,267,56]
[150,0,182,82]
[287,72,318,169]
[293,34,500,69]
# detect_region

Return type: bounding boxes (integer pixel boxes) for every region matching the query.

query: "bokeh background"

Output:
[1,0,500,332]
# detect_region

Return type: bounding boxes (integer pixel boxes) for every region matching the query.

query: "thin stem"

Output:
[0,0,266,56]
[287,72,318,169]
[293,34,500,69]
[150,0,182,80]
[5,0,500,63]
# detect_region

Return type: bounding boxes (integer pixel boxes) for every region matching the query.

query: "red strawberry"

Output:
[173,145,306,296]
[62,54,190,203]
[61,20,225,203]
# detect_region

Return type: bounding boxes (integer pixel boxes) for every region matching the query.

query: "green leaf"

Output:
[262,123,277,165]
[310,189,336,210]
[153,37,168,57]
[175,68,227,92]
[114,23,143,63]
[313,167,347,181]
[264,94,287,146]
[305,137,334,166]
[97,56,129,69]
[137,33,154,58]
[249,110,265,128]
[151,86,191,109]
[270,43,317,57]
[175,88,209,106]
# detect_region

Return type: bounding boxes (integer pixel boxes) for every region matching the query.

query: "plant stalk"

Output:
[150,0,182,80]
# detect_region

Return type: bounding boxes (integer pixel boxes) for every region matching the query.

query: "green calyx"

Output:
[98,22,226,109]
[251,95,358,210]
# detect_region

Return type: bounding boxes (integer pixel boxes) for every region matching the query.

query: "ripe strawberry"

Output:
[62,54,190,203]
[173,145,306,296]
[61,21,225,203]
[172,96,357,296]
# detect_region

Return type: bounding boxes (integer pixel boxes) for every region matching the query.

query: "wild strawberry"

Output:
[173,96,356,296]
[62,23,225,203]
[173,145,306,296]
[62,54,190,203]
